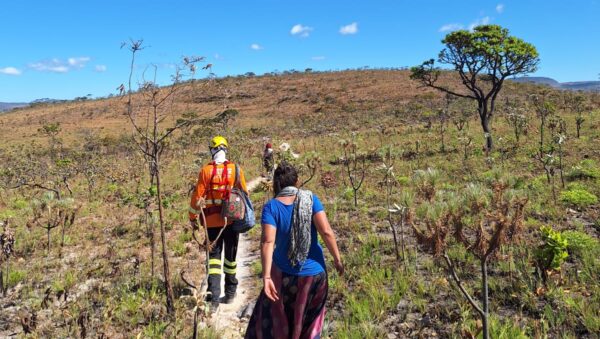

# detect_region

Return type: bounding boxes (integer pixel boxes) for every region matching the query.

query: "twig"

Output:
[443,254,484,317]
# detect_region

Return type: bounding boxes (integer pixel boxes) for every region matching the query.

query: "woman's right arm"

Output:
[314,211,344,276]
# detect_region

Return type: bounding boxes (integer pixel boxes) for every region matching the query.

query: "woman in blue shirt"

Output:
[245,162,344,339]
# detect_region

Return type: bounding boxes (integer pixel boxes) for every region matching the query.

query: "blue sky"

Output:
[1,0,599,102]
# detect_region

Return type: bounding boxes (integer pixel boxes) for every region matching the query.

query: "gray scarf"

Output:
[277,186,313,267]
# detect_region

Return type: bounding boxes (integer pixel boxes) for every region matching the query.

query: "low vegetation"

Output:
[0,46,599,337]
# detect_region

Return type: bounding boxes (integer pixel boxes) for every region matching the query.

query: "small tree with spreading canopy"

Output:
[411,25,539,151]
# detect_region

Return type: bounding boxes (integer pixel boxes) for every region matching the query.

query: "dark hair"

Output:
[273,161,298,196]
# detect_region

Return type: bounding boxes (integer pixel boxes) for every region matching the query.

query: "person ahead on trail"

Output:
[245,162,344,339]
[262,142,274,177]
[189,135,248,310]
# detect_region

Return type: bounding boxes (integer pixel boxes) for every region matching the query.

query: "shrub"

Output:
[567,159,600,180]
[562,230,599,258]
[560,188,598,208]
[396,176,410,186]
[11,198,28,210]
[535,225,568,271]
[143,321,169,339]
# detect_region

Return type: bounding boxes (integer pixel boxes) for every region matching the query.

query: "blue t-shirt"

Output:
[261,194,326,276]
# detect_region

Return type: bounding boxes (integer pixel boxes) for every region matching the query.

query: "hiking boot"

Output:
[221,293,236,304]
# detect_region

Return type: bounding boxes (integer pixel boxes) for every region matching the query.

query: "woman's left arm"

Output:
[314,211,344,276]
[261,223,279,301]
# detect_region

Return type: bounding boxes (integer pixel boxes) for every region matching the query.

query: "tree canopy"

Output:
[411,25,540,150]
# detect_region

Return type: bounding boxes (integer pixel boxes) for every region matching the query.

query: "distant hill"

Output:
[0,102,28,112]
[510,77,600,91]
[0,98,67,113]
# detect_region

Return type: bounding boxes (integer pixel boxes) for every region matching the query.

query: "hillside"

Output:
[0,69,557,145]
[1,69,599,338]
[0,102,28,112]
[511,76,600,91]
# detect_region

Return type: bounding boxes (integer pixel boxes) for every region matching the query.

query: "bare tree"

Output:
[122,39,208,315]
[299,152,321,187]
[380,149,413,266]
[503,99,529,146]
[27,193,77,257]
[530,94,565,197]
[340,139,366,207]
[563,92,589,139]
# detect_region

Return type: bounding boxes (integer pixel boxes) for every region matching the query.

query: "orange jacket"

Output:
[189,162,248,228]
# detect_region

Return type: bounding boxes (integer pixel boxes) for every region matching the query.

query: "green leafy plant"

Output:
[560,187,598,208]
[535,225,568,276]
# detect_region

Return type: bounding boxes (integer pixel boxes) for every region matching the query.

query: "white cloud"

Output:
[339,22,358,35]
[250,43,263,50]
[68,57,90,68]
[0,67,22,75]
[469,16,490,30]
[439,23,464,32]
[496,4,505,13]
[290,24,313,37]
[29,57,91,73]
[214,53,224,60]
[440,16,492,33]
[95,65,107,72]
[311,56,326,61]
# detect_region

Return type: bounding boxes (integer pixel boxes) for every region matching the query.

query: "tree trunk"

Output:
[47,227,51,254]
[155,164,175,315]
[149,172,156,278]
[558,145,565,188]
[60,221,66,259]
[440,122,446,153]
[481,115,493,152]
[481,258,489,339]
[400,209,407,264]
[385,187,400,262]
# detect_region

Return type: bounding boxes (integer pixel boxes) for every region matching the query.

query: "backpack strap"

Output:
[234,163,240,189]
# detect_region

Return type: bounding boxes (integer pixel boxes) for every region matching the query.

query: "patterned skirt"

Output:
[245,266,328,339]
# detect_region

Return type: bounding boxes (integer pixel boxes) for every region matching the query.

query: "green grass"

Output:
[560,187,598,208]
[6,270,26,288]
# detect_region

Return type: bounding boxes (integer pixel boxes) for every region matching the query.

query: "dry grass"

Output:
[0,70,451,146]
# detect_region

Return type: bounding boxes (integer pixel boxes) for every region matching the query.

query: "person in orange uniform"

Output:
[189,136,248,310]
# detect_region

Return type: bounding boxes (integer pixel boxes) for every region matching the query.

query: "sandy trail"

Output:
[246,176,268,193]
[210,231,259,337]
[207,176,267,337]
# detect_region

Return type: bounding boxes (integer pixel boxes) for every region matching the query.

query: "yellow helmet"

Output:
[209,135,228,149]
